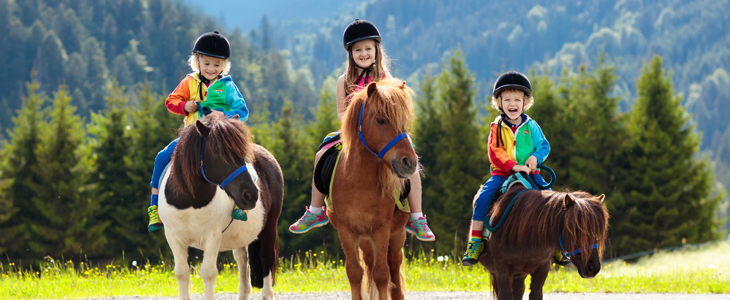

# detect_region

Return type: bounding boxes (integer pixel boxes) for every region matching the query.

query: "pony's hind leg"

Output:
[165,234,191,300]
[233,247,252,300]
[337,230,364,300]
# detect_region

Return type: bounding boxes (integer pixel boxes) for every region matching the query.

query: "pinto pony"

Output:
[478,185,609,300]
[159,113,283,300]
[328,79,417,300]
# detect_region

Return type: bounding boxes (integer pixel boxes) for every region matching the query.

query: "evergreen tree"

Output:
[429,51,487,250]
[124,84,174,260]
[307,79,338,146]
[412,70,443,206]
[0,81,47,263]
[567,58,627,195]
[29,85,106,261]
[88,80,134,258]
[610,56,723,256]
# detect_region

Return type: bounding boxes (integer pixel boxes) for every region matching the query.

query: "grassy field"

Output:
[1,241,728,299]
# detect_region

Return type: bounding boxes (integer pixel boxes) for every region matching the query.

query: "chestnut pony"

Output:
[159,113,283,300]
[478,185,609,300]
[328,78,417,300]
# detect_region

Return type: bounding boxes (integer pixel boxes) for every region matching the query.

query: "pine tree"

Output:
[124,83,174,261]
[430,51,487,249]
[29,85,107,261]
[88,80,134,258]
[567,57,627,195]
[611,56,723,256]
[0,81,47,263]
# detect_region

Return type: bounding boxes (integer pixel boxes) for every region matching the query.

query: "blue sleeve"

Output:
[224,81,249,122]
[529,120,550,164]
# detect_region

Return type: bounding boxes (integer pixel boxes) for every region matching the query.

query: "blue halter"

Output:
[199,136,249,189]
[357,101,409,160]
[559,235,599,258]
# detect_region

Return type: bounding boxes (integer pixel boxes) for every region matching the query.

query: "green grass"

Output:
[2,242,729,299]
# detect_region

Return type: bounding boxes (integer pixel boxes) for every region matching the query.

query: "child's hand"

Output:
[526,155,538,173]
[184,101,199,113]
[511,165,531,174]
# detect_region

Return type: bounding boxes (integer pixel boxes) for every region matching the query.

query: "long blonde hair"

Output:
[345,39,390,95]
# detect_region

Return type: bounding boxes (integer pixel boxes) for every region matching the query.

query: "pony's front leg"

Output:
[165,234,191,300]
[370,229,392,299]
[233,247,252,300]
[511,275,526,300]
[337,229,364,300]
[201,236,222,300]
[528,262,550,300]
[387,228,407,300]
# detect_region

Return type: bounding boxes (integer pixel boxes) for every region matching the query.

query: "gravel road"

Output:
[99,292,730,300]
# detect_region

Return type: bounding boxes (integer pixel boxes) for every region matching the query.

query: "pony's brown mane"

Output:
[492,186,609,263]
[340,78,415,197]
[172,113,254,198]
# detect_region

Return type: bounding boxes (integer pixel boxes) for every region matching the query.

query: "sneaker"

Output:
[288,206,329,234]
[405,216,436,242]
[553,250,571,266]
[461,239,485,266]
[148,205,163,232]
[232,207,248,221]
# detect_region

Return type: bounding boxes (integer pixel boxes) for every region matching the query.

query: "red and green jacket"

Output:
[165,73,249,125]
[488,114,551,177]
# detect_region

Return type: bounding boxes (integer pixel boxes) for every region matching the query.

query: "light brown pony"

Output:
[478,185,609,300]
[328,78,417,300]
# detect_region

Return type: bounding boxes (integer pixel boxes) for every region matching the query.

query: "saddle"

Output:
[314,142,411,213]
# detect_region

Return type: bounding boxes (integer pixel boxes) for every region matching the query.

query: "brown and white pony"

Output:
[159,113,283,300]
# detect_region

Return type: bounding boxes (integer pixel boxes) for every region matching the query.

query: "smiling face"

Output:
[350,39,377,69]
[198,54,224,81]
[499,90,525,122]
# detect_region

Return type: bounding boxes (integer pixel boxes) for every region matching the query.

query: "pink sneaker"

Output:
[288,206,329,234]
[406,215,436,241]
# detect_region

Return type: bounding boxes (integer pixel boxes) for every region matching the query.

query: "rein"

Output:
[357,101,409,159]
[199,136,250,233]
[484,164,555,231]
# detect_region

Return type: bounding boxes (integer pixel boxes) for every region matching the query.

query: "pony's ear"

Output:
[401,81,407,88]
[367,81,378,98]
[195,120,210,137]
[230,114,240,121]
[563,193,576,209]
[597,194,605,203]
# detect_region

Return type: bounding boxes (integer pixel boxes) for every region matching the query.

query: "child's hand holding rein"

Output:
[185,101,199,113]
[525,155,538,174]
[511,164,531,174]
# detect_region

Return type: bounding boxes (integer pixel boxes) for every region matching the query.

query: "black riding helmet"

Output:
[192,31,230,59]
[493,71,532,98]
[343,19,381,50]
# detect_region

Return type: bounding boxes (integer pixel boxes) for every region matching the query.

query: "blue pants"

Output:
[150,137,179,190]
[472,173,550,222]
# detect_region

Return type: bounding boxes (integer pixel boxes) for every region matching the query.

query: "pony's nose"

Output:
[241,190,257,209]
[401,157,416,171]
[587,262,598,275]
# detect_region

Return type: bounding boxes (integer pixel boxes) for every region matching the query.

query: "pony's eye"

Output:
[376,118,387,125]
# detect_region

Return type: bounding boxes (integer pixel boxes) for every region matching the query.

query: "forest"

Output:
[0,0,726,267]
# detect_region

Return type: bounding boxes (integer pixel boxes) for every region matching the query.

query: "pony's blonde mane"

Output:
[340,78,415,198]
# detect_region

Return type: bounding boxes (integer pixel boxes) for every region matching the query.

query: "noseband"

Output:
[199,136,249,189]
[357,101,409,159]
[559,235,598,258]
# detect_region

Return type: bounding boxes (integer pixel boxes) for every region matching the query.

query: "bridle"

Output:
[357,101,409,160]
[559,235,599,258]
[199,136,249,189]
